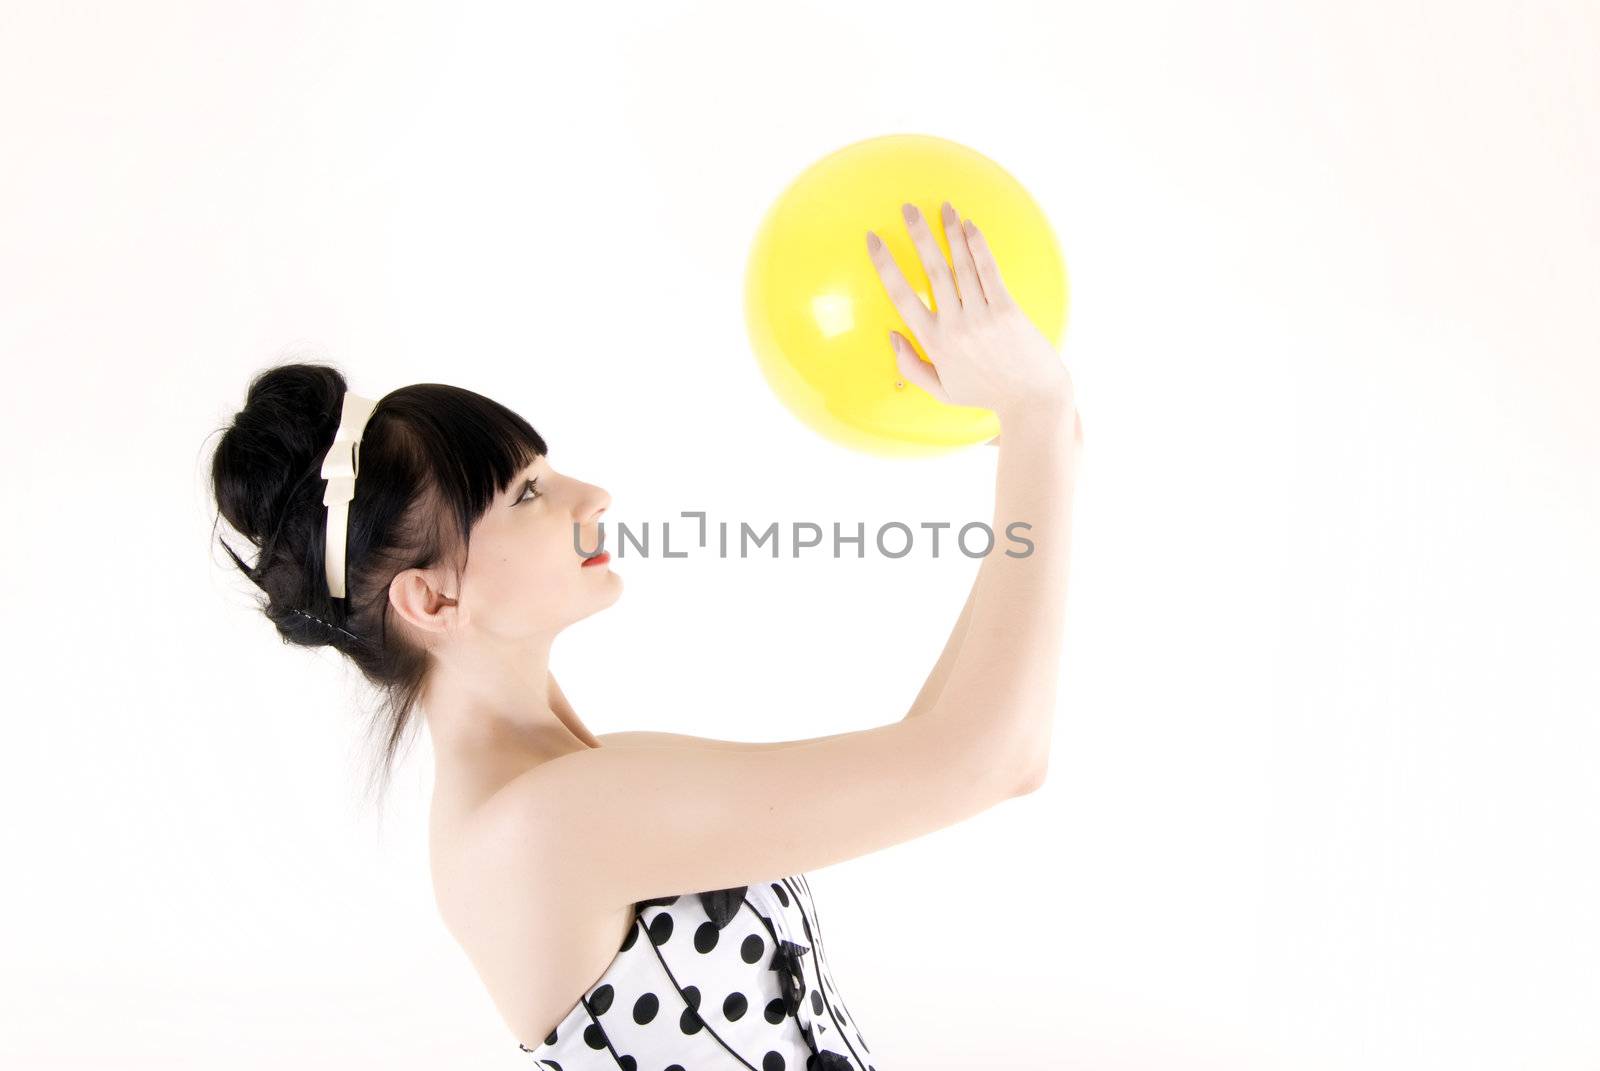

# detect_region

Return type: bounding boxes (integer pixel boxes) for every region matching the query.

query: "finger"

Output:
[899,203,961,318]
[940,201,983,309]
[960,219,1013,309]
[866,231,938,340]
[891,331,948,402]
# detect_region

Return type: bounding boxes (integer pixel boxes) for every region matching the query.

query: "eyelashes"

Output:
[517,477,542,504]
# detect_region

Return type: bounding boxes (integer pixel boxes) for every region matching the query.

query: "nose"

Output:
[578,483,610,522]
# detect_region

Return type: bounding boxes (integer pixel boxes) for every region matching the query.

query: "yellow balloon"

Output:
[744,133,1070,457]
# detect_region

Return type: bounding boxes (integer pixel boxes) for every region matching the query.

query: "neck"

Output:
[421,634,599,776]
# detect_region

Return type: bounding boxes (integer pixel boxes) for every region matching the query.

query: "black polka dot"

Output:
[532,874,875,1068]
[678,984,704,1032]
[589,984,614,1016]
[741,933,766,963]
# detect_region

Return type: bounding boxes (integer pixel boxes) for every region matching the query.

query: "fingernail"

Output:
[941,201,956,222]
[866,232,881,252]
[901,203,917,223]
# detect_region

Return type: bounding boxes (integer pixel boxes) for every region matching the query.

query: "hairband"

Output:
[282,388,380,645]
[320,390,380,599]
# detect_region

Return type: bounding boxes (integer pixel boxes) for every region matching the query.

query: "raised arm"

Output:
[874,200,1082,778]
[902,403,1082,729]
[943,404,1079,778]
[473,200,1077,909]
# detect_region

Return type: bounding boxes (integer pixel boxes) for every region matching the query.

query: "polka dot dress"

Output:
[517,872,878,1070]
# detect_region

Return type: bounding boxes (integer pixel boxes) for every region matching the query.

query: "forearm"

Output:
[925,402,1079,777]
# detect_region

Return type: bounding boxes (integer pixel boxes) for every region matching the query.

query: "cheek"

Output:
[525,527,584,592]
[470,523,585,618]
[463,534,543,604]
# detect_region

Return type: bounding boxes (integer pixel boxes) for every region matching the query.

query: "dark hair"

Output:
[206,360,548,807]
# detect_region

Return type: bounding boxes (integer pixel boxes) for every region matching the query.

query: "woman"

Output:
[208,199,1082,1068]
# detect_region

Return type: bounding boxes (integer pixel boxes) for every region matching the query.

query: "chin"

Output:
[574,573,624,620]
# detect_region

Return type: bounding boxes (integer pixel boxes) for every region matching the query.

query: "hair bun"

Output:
[212,362,347,549]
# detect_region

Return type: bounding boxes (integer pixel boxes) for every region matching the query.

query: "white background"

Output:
[2,1,1596,1068]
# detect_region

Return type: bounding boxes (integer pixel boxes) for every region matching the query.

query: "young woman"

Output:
[208,199,1082,1069]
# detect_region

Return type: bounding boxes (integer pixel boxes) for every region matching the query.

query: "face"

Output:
[447,454,620,641]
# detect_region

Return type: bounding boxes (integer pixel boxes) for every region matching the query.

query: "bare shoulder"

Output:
[430,780,579,930]
[432,773,636,1047]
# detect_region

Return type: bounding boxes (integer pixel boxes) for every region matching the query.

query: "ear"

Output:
[388,567,460,637]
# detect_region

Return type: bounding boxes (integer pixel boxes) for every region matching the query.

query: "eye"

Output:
[516,477,542,504]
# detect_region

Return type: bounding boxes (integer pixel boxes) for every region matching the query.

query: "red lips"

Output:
[581,551,610,567]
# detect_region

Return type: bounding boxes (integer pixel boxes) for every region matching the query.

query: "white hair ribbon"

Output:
[319,391,380,598]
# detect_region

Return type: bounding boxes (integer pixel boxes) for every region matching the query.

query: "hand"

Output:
[867,199,1075,425]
